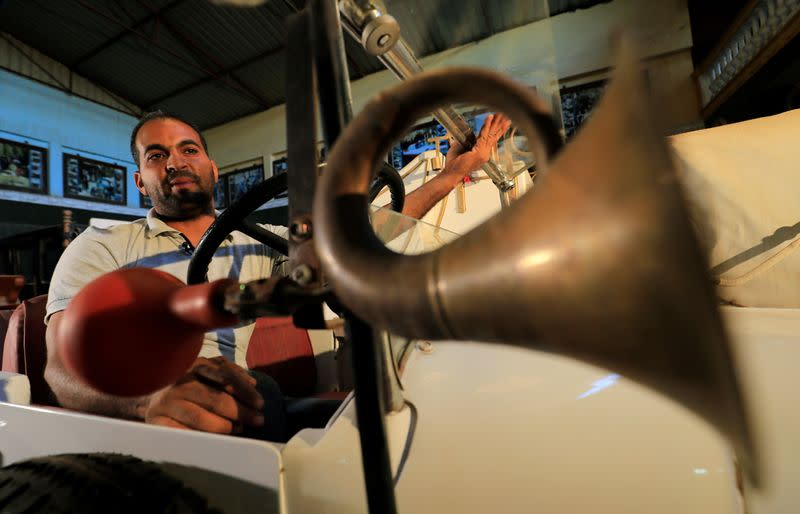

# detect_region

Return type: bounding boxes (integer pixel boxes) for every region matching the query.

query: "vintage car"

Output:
[1,1,799,513]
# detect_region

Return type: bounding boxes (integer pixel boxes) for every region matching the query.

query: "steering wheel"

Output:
[187,172,289,285]
[369,162,405,212]
[187,162,406,286]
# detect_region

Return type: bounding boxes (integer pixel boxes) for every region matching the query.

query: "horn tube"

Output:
[314,46,759,484]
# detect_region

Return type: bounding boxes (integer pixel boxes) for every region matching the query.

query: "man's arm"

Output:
[44,226,266,433]
[45,312,148,419]
[46,312,265,433]
[396,113,512,220]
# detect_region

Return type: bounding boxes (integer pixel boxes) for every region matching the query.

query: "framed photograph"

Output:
[0,137,48,194]
[269,142,324,177]
[270,152,288,199]
[213,176,228,210]
[559,80,606,138]
[271,153,288,176]
[63,153,126,205]
[226,161,265,205]
[389,109,491,170]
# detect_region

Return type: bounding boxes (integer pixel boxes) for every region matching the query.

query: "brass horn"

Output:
[313,43,759,485]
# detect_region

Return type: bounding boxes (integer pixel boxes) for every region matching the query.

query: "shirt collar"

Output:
[144,208,179,238]
[144,208,233,243]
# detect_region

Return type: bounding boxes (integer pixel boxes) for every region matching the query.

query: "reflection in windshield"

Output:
[369,204,460,254]
[368,204,460,372]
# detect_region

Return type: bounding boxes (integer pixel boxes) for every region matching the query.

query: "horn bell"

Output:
[313,43,760,485]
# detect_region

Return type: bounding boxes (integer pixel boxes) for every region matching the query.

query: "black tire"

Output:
[0,453,221,514]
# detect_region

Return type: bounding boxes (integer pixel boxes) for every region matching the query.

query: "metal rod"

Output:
[339,2,515,191]
[311,0,355,148]
[346,316,399,514]
[188,172,288,285]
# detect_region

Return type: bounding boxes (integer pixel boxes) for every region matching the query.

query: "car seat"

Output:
[1,295,55,405]
[247,316,348,400]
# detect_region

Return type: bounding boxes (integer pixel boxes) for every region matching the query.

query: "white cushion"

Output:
[670,109,800,307]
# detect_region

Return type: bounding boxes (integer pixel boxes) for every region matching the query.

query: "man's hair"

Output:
[130,110,209,166]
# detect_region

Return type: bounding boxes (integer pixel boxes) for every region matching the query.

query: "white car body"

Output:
[3,108,799,513]
[1,305,798,513]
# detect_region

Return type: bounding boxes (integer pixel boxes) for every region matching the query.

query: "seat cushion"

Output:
[1,295,53,405]
[246,316,317,398]
[671,109,800,307]
[0,307,16,360]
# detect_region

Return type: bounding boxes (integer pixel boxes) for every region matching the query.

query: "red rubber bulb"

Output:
[58,268,238,397]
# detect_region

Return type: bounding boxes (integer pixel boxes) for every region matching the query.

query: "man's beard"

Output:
[147,186,214,220]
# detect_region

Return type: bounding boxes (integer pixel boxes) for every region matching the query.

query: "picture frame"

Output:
[63,153,126,205]
[213,176,229,210]
[389,108,491,170]
[269,143,324,199]
[271,152,288,199]
[223,159,265,205]
[559,80,607,138]
[271,152,288,176]
[0,137,48,194]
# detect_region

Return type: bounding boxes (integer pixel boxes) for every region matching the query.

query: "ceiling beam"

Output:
[480,0,496,38]
[69,0,220,79]
[69,0,272,110]
[282,0,369,78]
[70,0,187,68]
[145,45,285,107]
[133,0,272,109]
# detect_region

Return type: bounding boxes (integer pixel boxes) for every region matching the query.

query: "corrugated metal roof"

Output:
[165,0,291,65]
[233,51,287,103]
[0,0,608,129]
[155,78,263,129]
[82,32,202,106]
[1,0,119,64]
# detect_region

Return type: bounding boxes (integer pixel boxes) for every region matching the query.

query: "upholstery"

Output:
[671,108,800,307]
[0,298,345,406]
[247,316,349,400]
[1,295,54,405]
[247,316,318,398]
[0,307,16,360]
[0,275,25,306]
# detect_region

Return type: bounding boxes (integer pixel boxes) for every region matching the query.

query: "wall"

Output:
[0,0,697,234]
[204,0,696,172]
[0,67,145,223]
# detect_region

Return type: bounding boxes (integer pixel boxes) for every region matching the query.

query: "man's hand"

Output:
[473,113,513,162]
[444,113,512,175]
[390,113,512,220]
[143,356,265,434]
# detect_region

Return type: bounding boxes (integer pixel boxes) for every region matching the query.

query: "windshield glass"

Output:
[359,0,559,374]
[368,204,460,372]
[370,204,460,253]
[364,0,561,188]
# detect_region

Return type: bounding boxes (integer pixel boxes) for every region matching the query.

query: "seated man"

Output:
[44,110,510,440]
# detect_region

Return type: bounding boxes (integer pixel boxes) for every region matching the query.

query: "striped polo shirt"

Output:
[46,209,288,367]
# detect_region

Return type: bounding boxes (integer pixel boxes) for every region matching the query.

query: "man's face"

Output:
[134,118,218,219]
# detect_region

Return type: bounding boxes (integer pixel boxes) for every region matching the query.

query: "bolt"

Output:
[290,220,312,240]
[377,33,391,47]
[415,340,434,354]
[291,265,313,286]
